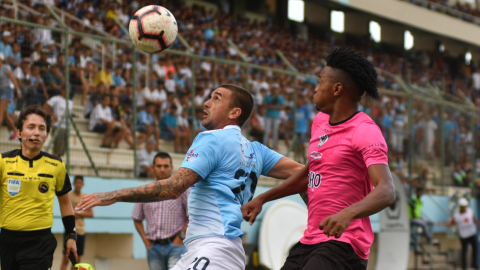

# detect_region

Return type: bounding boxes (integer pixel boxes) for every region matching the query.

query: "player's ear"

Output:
[229,107,242,121]
[333,82,343,97]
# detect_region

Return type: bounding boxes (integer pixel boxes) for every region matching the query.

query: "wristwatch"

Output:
[178,232,186,240]
[66,233,78,242]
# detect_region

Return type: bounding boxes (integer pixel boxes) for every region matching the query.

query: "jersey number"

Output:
[187,257,210,270]
[232,169,258,205]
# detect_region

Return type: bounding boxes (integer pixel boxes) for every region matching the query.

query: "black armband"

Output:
[62,215,76,235]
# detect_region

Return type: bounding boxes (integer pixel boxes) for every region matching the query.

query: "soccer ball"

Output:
[129,5,178,53]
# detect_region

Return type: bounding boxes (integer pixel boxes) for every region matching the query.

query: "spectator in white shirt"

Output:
[43,88,73,157]
[14,58,34,109]
[472,68,480,94]
[136,138,157,178]
[89,94,124,148]
[176,109,192,153]
[143,80,166,109]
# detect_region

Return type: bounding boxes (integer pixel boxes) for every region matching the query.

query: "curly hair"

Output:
[326,47,379,100]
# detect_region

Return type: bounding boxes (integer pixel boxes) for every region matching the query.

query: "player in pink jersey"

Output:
[242,47,396,270]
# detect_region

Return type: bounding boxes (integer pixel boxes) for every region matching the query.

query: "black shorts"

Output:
[281,240,368,270]
[63,233,86,256]
[0,228,57,270]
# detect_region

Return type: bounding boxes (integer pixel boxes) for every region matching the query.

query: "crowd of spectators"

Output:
[407,0,480,24]
[1,0,480,182]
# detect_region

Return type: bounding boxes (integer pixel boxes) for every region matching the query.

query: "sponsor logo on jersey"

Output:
[308,171,322,191]
[38,182,49,193]
[318,134,329,148]
[7,179,21,196]
[240,144,255,160]
[45,160,58,167]
[309,151,322,160]
[186,150,198,161]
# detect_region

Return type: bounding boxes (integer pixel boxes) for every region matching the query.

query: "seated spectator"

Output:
[83,83,105,118]
[79,61,96,106]
[89,94,124,148]
[0,52,21,131]
[93,62,113,88]
[43,64,64,98]
[43,88,73,157]
[452,162,468,187]
[176,109,192,153]
[194,108,206,135]
[143,80,166,108]
[136,102,160,149]
[116,98,134,148]
[136,138,157,178]
[249,107,265,142]
[0,31,13,63]
[161,104,183,152]
[408,187,436,250]
[30,65,48,105]
[14,58,33,109]
[120,83,133,106]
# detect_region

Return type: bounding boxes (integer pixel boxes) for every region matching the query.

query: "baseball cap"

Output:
[22,57,31,63]
[0,53,4,61]
[2,31,11,37]
[41,48,50,54]
[459,197,469,207]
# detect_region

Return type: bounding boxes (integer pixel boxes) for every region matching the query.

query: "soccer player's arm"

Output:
[319,124,395,238]
[76,133,219,210]
[242,145,307,225]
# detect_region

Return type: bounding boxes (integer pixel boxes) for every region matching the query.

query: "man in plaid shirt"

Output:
[132,152,190,270]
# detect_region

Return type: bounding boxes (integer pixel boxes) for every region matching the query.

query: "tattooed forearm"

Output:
[95,168,202,203]
[299,191,308,205]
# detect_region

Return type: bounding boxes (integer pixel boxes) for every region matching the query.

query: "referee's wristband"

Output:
[62,215,76,235]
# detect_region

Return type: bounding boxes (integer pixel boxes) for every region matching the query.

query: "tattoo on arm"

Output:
[96,168,202,203]
[299,191,308,205]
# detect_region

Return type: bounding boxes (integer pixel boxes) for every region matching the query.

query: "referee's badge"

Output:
[38,182,49,193]
[7,179,21,196]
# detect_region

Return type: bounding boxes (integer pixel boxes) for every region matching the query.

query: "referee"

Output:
[0,105,78,269]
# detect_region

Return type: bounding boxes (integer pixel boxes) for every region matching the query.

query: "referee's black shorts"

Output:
[0,228,57,270]
[281,240,368,270]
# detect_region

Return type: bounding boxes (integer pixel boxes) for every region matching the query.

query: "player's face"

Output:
[313,66,336,114]
[17,114,49,151]
[152,157,173,180]
[202,88,232,130]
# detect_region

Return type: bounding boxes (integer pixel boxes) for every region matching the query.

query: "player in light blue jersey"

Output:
[76,84,304,270]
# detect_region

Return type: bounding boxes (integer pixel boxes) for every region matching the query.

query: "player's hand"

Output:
[16,90,22,99]
[241,197,264,225]
[144,239,152,249]
[65,238,78,262]
[75,192,118,211]
[319,209,354,238]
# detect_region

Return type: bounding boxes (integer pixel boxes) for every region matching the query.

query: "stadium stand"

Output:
[0,0,478,190]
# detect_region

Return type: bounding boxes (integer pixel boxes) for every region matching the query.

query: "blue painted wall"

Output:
[52,177,475,259]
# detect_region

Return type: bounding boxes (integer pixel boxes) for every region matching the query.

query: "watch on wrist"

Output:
[66,233,78,242]
[178,232,186,240]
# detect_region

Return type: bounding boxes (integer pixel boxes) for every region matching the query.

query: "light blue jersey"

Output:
[180,125,282,243]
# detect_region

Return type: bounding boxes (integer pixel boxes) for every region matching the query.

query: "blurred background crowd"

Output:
[0,0,479,189]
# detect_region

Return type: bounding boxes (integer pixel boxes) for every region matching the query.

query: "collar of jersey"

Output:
[19,150,44,161]
[223,125,240,131]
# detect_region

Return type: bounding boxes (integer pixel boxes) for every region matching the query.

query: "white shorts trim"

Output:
[170,236,245,270]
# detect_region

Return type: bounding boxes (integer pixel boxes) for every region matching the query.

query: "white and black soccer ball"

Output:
[129,5,178,53]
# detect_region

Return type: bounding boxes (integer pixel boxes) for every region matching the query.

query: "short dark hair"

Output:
[326,47,379,100]
[170,104,177,110]
[146,102,154,108]
[74,175,84,182]
[17,105,53,140]
[219,84,254,127]
[153,152,172,165]
[101,94,110,100]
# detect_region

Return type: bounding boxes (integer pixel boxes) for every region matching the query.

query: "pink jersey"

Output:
[300,111,388,260]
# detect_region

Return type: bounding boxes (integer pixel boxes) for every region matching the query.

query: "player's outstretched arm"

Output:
[242,164,309,225]
[76,168,202,211]
[267,157,307,204]
[320,164,395,238]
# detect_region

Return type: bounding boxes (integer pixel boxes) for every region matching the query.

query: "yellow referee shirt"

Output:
[0,149,72,231]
